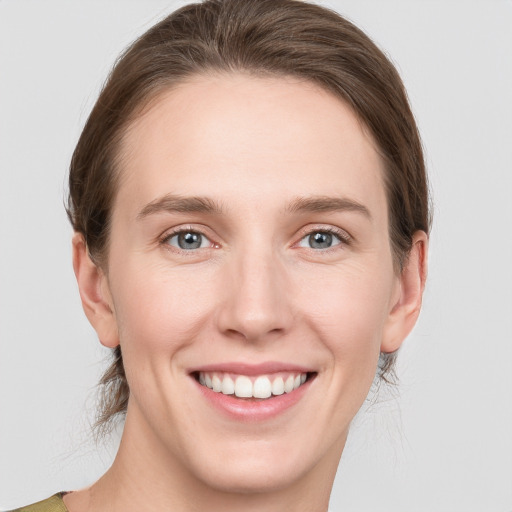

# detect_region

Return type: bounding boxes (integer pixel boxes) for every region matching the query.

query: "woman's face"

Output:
[93,74,406,492]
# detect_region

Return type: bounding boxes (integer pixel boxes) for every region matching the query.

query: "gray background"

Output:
[1,1,511,510]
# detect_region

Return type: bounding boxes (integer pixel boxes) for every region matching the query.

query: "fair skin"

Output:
[69,74,427,512]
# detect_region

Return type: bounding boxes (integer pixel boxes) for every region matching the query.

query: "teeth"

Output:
[271,377,284,396]
[221,375,235,395]
[235,376,253,398]
[198,371,308,399]
[212,375,222,392]
[253,376,272,399]
[284,375,295,393]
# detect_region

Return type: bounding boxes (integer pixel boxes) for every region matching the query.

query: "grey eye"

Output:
[167,231,210,250]
[299,231,342,250]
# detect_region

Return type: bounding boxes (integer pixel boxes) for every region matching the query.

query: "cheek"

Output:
[300,262,394,367]
[109,261,222,413]
[110,261,216,363]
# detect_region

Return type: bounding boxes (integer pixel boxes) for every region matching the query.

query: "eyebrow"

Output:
[137,194,224,219]
[137,193,371,220]
[285,195,372,219]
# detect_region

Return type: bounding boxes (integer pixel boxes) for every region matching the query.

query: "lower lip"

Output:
[194,377,313,422]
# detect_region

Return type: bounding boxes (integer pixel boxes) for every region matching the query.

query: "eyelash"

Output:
[159,225,217,254]
[159,225,352,254]
[295,226,351,252]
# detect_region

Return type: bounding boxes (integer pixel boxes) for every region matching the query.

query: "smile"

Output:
[191,364,316,421]
[198,371,308,399]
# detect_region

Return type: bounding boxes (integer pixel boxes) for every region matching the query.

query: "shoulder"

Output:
[7,494,68,512]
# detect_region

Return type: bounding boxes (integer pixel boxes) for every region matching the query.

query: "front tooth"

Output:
[284,375,295,393]
[253,376,272,398]
[205,374,213,389]
[212,375,222,392]
[293,375,301,390]
[272,376,284,396]
[235,376,253,398]
[221,376,235,395]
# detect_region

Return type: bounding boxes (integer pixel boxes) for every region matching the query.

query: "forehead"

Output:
[116,73,387,219]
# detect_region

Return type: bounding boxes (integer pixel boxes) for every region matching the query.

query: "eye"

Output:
[298,230,343,250]
[165,230,212,250]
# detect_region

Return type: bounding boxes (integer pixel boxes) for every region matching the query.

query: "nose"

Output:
[216,246,293,343]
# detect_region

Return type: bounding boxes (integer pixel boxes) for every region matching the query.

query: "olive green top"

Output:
[9,494,68,512]
[7,493,334,511]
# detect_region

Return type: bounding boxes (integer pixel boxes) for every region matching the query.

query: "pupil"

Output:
[178,232,202,249]
[310,232,332,249]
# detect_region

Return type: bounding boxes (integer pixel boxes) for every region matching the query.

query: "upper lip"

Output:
[189,361,315,376]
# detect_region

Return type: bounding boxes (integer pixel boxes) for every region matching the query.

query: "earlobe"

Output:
[72,233,119,348]
[381,231,429,353]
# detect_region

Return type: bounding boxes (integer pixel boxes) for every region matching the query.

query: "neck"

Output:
[65,404,345,512]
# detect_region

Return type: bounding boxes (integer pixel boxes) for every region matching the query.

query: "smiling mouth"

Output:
[194,371,315,400]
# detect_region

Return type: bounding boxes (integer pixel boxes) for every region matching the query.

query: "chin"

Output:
[194,453,312,495]
[178,426,345,496]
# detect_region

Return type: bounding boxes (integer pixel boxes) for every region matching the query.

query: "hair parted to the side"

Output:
[67,0,431,434]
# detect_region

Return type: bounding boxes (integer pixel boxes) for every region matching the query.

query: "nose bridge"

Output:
[218,239,291,342]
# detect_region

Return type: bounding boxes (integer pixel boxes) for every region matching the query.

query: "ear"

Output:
[381,231,429,353]
[72,232,119,348]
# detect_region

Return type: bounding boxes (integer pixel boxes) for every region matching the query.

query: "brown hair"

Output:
[67,0,430,432]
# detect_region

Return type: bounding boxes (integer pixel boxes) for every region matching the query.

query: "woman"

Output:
[12,0,429,510]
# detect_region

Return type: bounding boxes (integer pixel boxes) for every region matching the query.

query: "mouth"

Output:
[193,371,314,400]
[189,363,317,420]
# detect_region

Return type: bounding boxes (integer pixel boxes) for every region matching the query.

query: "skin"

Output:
[69,74,427,512]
